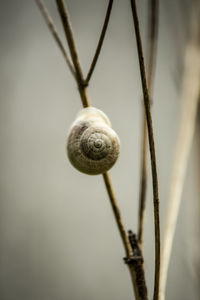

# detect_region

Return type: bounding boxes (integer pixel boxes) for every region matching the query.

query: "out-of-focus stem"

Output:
[138,0,159,247]
[35,0,76,78]
[160,22,200,300]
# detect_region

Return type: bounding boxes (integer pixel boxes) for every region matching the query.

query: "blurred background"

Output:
[0,0,199,299]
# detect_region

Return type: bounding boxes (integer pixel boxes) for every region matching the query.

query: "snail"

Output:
[66,107,120,175]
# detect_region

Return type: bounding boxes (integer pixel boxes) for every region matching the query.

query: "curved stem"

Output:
[138,0,159,247]
[130,1,161,299]
[85,0,114,84]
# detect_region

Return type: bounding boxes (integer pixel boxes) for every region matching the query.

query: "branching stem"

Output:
[36,0,150,298]
[55,1,141,299]
[85,0,113,84]
[56,0,90,107]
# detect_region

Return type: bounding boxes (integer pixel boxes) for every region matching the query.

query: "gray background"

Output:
[0,0,199,299]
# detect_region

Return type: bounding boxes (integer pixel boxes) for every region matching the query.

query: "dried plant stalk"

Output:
[85,0,113,84]
[159,16,200,300]
[55,1,142,299]
[138,0,159,247]
[56,0,90,107]
[130,1,161,299]
[35,0,151,298]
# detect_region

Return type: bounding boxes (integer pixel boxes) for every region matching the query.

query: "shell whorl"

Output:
[67,107,120,175]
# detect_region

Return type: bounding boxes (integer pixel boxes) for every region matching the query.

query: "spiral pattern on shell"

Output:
[67,107,120,175]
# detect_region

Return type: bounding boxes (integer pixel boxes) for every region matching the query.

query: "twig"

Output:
[56,0,90,107]
[102,173,133,257]
[130,1,160,300]
[54,1,142,299]
[138,0,159,247]
[35,0,76,79]
[125,231,148,300]
[159,15,200,300]
[102,173,143,300]
[55,0,132,257]
[85,0,113,84]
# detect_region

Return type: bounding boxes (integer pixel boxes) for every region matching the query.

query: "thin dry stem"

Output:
[138,0,159,247]
[138,118,148,246]
[103,173,143,300]
[159,18,200,300]
[130,1,160,299]
[128,231,148,300]
[56,0,90,107]
[35,0,76,79]
[85,0,113,84]
[102,172,133,257]
[146,0,159,96]
[53,1,142,298]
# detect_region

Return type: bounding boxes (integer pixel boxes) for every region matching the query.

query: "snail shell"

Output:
[66,107,120,175]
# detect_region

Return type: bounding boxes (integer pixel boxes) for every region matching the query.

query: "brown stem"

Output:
[53,1,143,298]
[56,0,90,107]
[138,0,159,247]
[138,117,148,246]
[146,0,159,97]
[127,231,148,300]
[85,0,114,84]
[130,1,161,300]
[35,0,76,79]
[102,172,132,257]
[103,173,142,300]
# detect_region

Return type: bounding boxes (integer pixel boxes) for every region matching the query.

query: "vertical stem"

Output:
[146,0,159,97]
[138,117,148,245]
[103,172,142,300]
[159,37,200,300]
[138,0,159,248]
[56,0,90,107]
[102,172,132,257]
[55,2,142,298]
[34,1,150,298]
[130,1,161,299]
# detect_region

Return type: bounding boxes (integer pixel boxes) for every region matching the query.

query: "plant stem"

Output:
[102,172,132,257]
[138,0,159,247]
[103,173,143,300]
[85,0,113,84]
[56,0,90,107]
[128,231,148,300]
[130,1,160,299]
[159,17,200,300]
[35,0,76,79]
[55,1,142,298]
